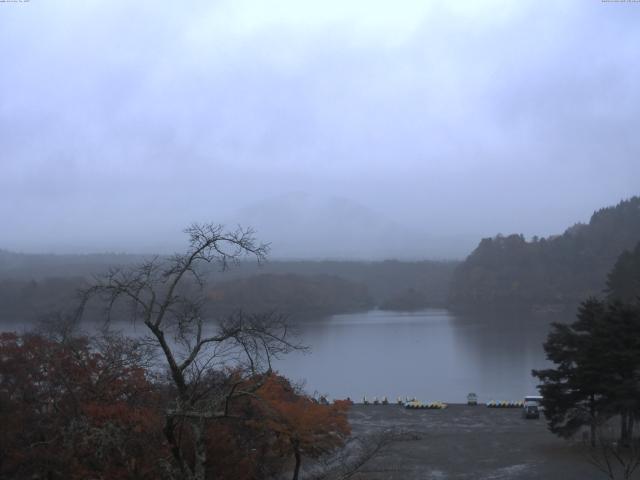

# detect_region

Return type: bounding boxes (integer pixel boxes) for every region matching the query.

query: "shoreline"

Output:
[344,404,604,479]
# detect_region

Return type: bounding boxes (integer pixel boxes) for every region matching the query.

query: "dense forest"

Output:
[2,196,639,320]
[207,274,374,319]
[606,240,640,303]
[215,260,456,310]
[449,197,640,308]
[0,250,148,279]
[0,274,373,325]
[0,253,457,323]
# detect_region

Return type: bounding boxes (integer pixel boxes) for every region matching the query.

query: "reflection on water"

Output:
[1,308,569,403]
[273,309,566,403]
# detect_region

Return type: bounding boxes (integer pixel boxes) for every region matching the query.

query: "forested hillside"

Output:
[449,197,640,308]
[0,252,457,323]
[0,274,372,324]
[215,260,457,309]
[606,240,640,303]
[0,251,147,279]
[207,274,374,319]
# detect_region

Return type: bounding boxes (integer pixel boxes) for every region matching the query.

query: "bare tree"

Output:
[79,223,301,480]
[309,429,420,480]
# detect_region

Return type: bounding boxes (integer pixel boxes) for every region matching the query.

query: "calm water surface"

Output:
[273,309,562,403]
[1,308,565,404]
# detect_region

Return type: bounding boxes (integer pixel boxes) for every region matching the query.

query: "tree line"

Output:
[449,196,640,308]
[0,254,457,324]
[533,241,640,478]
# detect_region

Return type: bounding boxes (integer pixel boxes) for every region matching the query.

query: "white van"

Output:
[524,395,543,410]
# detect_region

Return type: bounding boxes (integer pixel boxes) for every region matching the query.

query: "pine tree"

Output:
[533,299,640,446]
[533,299,608,446]
[606,241,640,303]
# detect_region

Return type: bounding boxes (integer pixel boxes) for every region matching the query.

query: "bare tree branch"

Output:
[77,223,299,480]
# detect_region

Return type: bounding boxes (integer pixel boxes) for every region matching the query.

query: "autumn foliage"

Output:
[197,374,352,480]
[0,332,165,479]
[0,333,351,479]
[253,375,351,479]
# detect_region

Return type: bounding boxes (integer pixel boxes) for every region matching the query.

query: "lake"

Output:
[0,308,566,404]
[273,309,563,404]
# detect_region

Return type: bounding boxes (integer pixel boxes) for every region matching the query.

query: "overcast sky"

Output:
[1,0,639,257]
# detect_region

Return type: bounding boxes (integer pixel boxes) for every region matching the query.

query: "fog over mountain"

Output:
[1,1,639,257]
[230,192,477,259]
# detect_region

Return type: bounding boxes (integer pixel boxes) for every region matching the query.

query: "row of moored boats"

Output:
[358,397,528,409]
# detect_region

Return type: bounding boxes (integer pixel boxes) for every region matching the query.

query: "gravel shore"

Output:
[346,404,616,479]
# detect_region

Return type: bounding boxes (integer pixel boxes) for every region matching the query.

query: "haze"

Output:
[1,0,639,258]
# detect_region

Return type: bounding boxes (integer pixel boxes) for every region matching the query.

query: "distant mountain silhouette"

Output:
[449,196,640,308]
[229,192,475,260]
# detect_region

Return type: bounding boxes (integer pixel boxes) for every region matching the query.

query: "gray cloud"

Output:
[1,0,639,257]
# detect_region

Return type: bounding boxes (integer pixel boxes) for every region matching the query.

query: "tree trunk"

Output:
[292,443,302,480]
[192,418,207,480]
[621,412,634,447]
[621,412,629,446]
[590,397,597,448]
[164,416,191,478]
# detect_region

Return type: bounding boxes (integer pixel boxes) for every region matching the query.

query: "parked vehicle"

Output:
[524,395,544,412]
[522,401,540,419]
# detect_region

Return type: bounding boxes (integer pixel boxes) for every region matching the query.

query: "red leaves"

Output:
[0,334,352,479]
[0,332,164,479]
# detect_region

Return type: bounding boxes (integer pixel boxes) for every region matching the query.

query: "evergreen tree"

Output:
[606,241,640,303]
[533,298,608,446]
[533,299,640,446]
[595,301,640,444]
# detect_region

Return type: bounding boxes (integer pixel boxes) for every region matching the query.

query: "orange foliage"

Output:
[255,374,351,462]
[202,374,351,479]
